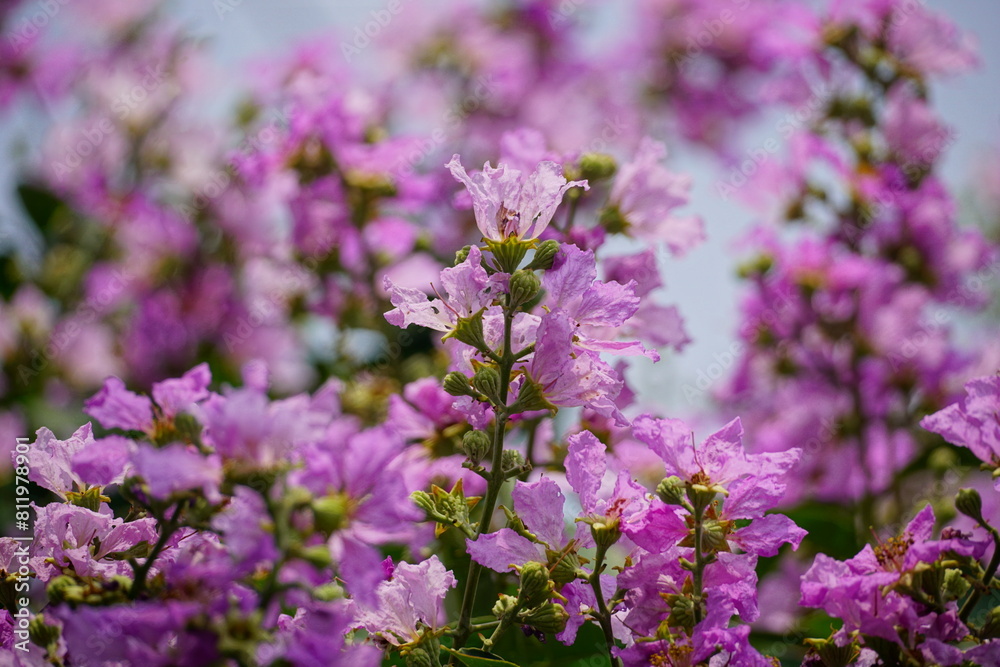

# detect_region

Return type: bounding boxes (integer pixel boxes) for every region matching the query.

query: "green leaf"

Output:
[104,541,152,561]
[442,647,521,667]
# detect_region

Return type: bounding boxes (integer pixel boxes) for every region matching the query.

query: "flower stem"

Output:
[590,543,623,667]
[691,504,707,625]
[453,297,516,655]
[130,500,184,600]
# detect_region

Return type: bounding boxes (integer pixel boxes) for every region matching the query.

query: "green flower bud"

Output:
[942,568,970,601]
[665,593,697,630]
[502,449,527,476]
[404,647,435,667]
[455,245,473,265]
[545,548,581,585]
[29,614,61,650]
[509,269,541,308]
[443,371,476,397]
[492,593,518,620]
[656,476,686,506]
[578,153,617,181]
[461,430,492,466]
[956,488,985,524]
[517,561,553,608]
[518,602,569,635]
[312,494,351,537]
[472,366,503,404]
[701,519,733,552]
[46,576,84,605]
[598,205,628,234]
[295,544,333,570]
[526,240,561,271]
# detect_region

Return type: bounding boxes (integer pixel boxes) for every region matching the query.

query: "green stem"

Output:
[130,501,184,600]
[589,543,623,667]
[960,526,1000,623]
[691,504,706,625]
[452,298,516,656]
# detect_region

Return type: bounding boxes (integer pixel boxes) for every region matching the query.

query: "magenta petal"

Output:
[465,529,541,573]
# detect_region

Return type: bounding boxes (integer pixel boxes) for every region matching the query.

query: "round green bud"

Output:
[312,494,350,536]
[404,647,435,667]
[656,476,686,506]
[517,561,553,608]
[461,430,491,466]
[472,366,503,403]
[545,548,581,585]
[492,593,518,620]
[956,487,985,524]
[519,602,569,635]
[526,240,560,271]
[501,449,527,475]
[455,245,473,265]
[509,269,541,308]
[578,153,617,181]
[443,371,474,397]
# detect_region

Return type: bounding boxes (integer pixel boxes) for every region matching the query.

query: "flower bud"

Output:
[455,245,472,265]
[404,647,435,667]
[443,371,475,397]
[502,449,527,476]
[656,476,686,506]
[28,615,60,650]
[519,602,569,635]
[956,488,985,524]
[509,269,541,308]
[578,153,617,181]
[665,593,697,630]
[472,366,503,404]
[598,205,628,234]
[461,430,492,466]
[517,561,554,608]
[526,240,560,271]
[312,494,350,537]
[942,568,970,601]
[492,594,518,620]
[545,548,581,585]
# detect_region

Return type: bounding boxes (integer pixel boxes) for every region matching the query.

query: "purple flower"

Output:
[542,244,659,360]
[921,374,1000,487]
[83,377,155,433]
[384,245,494,332]
[525,309,626,425]
[608,138,703,256]
[32,504,158,582]
[132,442,222,503]
[447,155,587,241]
[356,555,456,646]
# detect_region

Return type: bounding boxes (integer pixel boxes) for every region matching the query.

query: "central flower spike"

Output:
[446,154,588,242]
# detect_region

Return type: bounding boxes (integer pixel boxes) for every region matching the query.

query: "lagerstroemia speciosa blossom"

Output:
[1,0,999,666]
